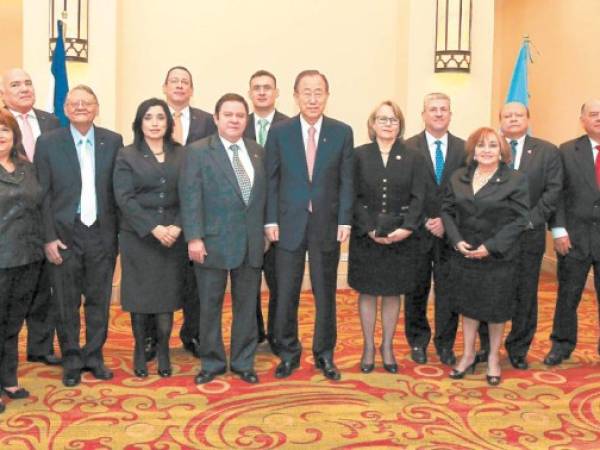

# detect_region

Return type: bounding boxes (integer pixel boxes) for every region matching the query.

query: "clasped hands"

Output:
[456,241,489,259]
[151,225,181,247]
[368,228,412,244]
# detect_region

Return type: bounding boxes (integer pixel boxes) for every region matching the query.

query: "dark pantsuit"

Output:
[0,262,41,387]
[195,262,260,373]
[405,237,457,353]
[52,219,116,370]
[550,254,600,354]
[25,261,57,357]
[274,215,340,362]
[256,245,277,342]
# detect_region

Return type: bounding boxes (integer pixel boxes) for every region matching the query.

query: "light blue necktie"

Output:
[510,140,518,169]
[434,140,444,184]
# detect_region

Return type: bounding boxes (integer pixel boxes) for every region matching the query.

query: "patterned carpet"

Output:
[1,272,600,449]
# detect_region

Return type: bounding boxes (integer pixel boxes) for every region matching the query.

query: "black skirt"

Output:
[348,231,417,296]
[449,253,517,323]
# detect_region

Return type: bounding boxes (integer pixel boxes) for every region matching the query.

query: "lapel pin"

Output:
[527,149,532,154]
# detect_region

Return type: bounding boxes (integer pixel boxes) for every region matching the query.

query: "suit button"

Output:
[382,194,387,198]
[382,202,387,206]
[158,207,164,214]
[160,177,166,184]
[382,209,387,213]
[383,186,387,191]
[382,178,388,183]
[159,192,165,199]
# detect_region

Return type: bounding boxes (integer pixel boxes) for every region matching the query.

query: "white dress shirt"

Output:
[254,110,276,141]
[220,136,255,184]
[506,135,526,170]
[425,131,448,168]
[9,108,42,140]
[170,105,191,144]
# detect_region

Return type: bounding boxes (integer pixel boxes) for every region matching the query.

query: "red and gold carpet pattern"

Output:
[1,272,600,449]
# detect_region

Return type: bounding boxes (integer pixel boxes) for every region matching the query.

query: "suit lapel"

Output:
[245,113,256,139]
[61,128,81,173]
[573,136,598,191]
[417,132,436,181]
[441,134,460,184]
[94,127,108,194]
[208,136,244,202]
[244,138,263,205]
[289,117,310,181]
[519,136,535,172]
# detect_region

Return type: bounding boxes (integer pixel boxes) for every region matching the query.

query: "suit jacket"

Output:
[353,140,425,235]
[551,135,600,260]
[186,106,217,145]
[266,115,354,252]
[34,126,123,255]
[179,134,266,269]
[441,162,530,261]
[34,108,61,133]
[243,110,289,141]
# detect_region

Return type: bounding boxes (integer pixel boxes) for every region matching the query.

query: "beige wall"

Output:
[0,0,23,75]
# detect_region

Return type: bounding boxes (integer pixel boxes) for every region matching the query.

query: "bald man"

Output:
[0,68,61,366]
[545,99,600,366]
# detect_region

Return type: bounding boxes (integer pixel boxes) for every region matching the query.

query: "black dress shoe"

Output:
[27,354,62,366]
[274,360,300,379]
[410,347,427,364]
[89,366,114,380]
[475,350,489,364]
[158,368,172,378]
[232,369,259,384]
[134,368,148,378]
[144,338,157,362]
[63,370,81,387]
[2,387,30,399]
[182,338,201,358]
[195,368,226,384]
[315,357,341,381]
[438,349,457,366]
[509,355,529,370]
[544,350,569,366]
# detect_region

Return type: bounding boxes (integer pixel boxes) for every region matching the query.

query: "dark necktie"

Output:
[434,140,444,184]
[510,140,518,169]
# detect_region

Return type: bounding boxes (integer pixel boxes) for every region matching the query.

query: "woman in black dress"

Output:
[0,110,44,412]
[113,98,186,378]
[348,101,425,373]
[441,127,529,385]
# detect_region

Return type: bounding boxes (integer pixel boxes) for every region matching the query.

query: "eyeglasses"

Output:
[66,100,97,108]
[375,116,400,125]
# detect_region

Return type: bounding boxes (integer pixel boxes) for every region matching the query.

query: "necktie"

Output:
[230,144,252,204]
[595,145,600,189]
[19,114,36,161]
[510,140,518,169]
[434,140,444,184]
[306,126,317,180]
[257,118,268,146]
[79,138,97,226]
[172,111,183,144]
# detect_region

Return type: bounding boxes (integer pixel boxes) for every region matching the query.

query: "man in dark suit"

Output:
[478,102,562,370]
[265,70,354,381]
[545,99,600,366]
[244,70,288,350]
[404,92,465,366]
[180,93,266,384]
[35,85,123,387]
[1,68,61,366]
[154,66,217,359]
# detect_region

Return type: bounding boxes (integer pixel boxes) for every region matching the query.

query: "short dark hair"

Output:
[132,98,175,148]
[0,109,26,161]
[164,66,194,88]
[214,93,249,117]
[249,70,277,87]
[293,70,329,93]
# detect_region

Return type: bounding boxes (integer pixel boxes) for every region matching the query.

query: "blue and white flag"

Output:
[505,40,530,106]
[50,20,69,126]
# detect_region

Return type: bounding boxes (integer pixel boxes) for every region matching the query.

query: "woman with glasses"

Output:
[348,100,425,374]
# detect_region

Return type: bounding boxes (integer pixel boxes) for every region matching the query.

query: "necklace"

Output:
[151,150,165,156]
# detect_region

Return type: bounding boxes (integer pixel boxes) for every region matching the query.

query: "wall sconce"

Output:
[435,0,472,72]
[49,0,89,62]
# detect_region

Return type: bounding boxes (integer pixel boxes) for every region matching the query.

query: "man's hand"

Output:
[152,225,176,247]
[554,235,572,256]
[44,239,67,265]
[425,217,445,238]
[456,241,472,256]
[188,239,207,264]
[265,225,279,242]
[167,225,182,240]
[368,230,391,245]
[466,244,489,259]
[337,226,350,243]
[387,228,412,243]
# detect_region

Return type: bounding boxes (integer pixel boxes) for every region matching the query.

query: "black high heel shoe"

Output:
[486,373,501,386]
[360,349,375,373]
[449,360,478,379]
[380,347,398,374]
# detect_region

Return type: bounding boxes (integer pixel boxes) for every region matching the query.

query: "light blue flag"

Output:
[505,40,530,106]
[51,21,69,127]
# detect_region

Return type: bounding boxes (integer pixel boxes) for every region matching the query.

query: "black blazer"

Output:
[34,108,61,133]
[243,110,289,141]
[551,135,600,260]
[186,107,217,145]
[179,135,267,269]
[113,143,184,237]
[265,115,354,251]
[441,163,530,260]
[34,126,123,255]
[353,141,425,235]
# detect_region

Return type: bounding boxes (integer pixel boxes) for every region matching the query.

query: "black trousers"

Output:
[549,253,600,355]
[51,220,116,370]
[274,216,340,363]
[25,260,57,357]
[0,261,42,387]
[256,244,277,342]
[194,262,260,373]
[404,235,457,354]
